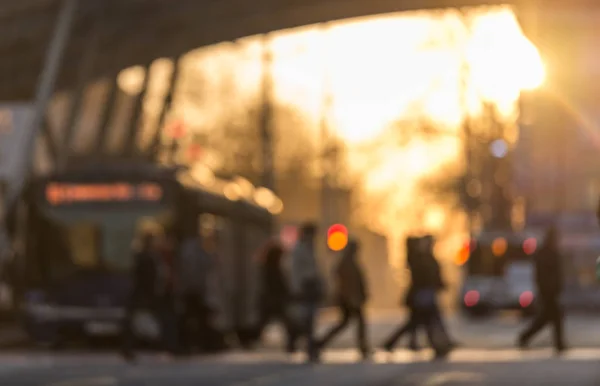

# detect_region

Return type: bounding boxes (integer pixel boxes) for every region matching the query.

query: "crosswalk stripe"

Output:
[201,348,600,365]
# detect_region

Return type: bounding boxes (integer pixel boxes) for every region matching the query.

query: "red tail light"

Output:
[464,290,480,307]
[519,291,534,308]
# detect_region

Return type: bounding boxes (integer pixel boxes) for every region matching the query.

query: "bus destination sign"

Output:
[45,182,164,206]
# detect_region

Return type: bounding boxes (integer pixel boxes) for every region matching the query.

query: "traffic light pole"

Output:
[320,23,333,232]
[259,34,275,192]
[458,15,474,238]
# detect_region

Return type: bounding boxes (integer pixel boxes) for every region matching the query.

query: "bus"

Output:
[10,161,273,347]
[460,230,544,318]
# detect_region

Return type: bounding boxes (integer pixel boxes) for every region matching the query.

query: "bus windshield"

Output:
[39,209,171,279]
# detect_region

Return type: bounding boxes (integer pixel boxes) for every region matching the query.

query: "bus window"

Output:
[65,223,100,268]
[38,219,101,282]
[102,226,136,271]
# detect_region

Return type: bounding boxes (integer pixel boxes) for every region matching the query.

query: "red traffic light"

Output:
[327,224,347,238]
[327,224,348,251]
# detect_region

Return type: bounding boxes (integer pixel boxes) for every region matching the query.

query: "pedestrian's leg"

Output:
[121,300,136,361]
[160,297,178,355]
[318,305,351,349]
[279,303,300,353]
[422,309,450,358]
[382,311,418,351]
[255,298,275,342]
[518,306,549,348]
[355,307,370,357]
[408,324,419,351]
[195,298,210,352]
[550,302,565,352]
[305,300,319,361]
[433,302,454,346]
[178,295,192,354]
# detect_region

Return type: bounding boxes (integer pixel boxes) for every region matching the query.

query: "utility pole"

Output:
[259,34,275,192]
[319,23,334,233]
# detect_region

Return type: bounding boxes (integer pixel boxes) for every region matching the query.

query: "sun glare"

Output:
[131,5,544,250]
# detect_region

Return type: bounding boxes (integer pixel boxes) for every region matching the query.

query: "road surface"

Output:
[1,311,600,385]
[261,310,600,350]
[0,348,599,385]
[3,310,600,350]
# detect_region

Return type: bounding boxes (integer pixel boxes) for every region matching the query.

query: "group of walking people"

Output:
[120,219,567,363]
[121,227,226,361]
[255,223,456,362]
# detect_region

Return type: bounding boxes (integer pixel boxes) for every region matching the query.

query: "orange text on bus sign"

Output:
[45,183,163,206]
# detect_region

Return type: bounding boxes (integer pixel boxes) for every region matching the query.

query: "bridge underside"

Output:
[2,0,528,102]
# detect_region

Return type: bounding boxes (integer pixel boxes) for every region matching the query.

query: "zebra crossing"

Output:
[203,347,600,364]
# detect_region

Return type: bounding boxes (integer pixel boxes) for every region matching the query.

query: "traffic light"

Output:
[455,239,475,266]
[327,224,348,251]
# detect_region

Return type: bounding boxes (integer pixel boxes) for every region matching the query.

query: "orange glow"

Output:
[327,231,348,251]
[491,237,507,257]
[455,245,470,266]
[45,183,163,205]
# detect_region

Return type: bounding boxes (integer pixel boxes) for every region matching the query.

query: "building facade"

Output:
[515,5,600,287]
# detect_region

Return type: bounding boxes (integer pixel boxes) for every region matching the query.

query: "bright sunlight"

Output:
[119,4,544,274]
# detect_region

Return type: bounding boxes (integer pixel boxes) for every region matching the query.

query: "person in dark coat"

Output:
[382,235,451,358]
[254,238,298,352]
[518,226,566,353]
[317,239,370,358]
[121,231,161,362]
[156,232,180,355]
[289,222,323,363]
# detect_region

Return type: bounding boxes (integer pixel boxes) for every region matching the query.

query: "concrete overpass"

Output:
[0,0,552,102]
[0,0,579,214]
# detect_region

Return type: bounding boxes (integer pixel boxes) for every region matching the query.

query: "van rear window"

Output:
[467,243,533,277]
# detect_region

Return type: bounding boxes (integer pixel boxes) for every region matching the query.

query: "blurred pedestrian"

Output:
[382,237,421,352]
[289,222,324,362]
[518,226,566,353]
[121,230,162,362]
[382,235,452,358]
[156,232,180,355]
[201,230,229,353]
[317,239,370,359]
[177,228,212,354]
[253,238,298,352]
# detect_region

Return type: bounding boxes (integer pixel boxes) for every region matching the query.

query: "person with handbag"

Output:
[382,235,452,358]
[316,239,371,359]
[382,237,422,352]
[289,222,323,363]
[518,226,566,353]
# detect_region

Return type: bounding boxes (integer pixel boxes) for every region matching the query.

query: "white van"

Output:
[461,230,545,317]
